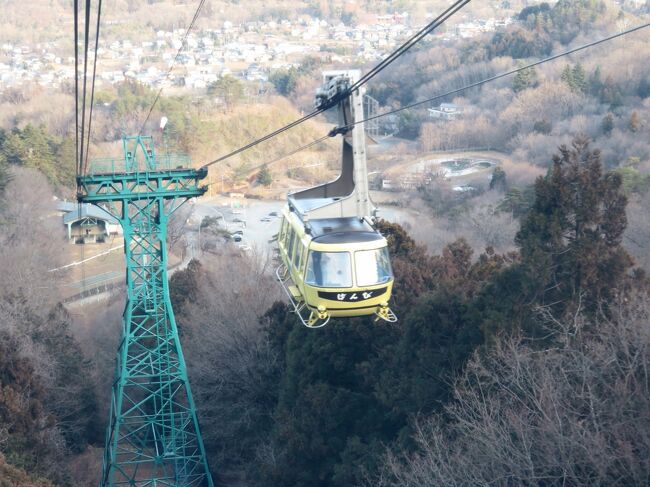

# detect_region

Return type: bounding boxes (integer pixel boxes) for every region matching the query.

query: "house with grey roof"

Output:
[57,202,122,244]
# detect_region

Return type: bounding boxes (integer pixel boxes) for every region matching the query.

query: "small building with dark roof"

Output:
[57,201,122,244]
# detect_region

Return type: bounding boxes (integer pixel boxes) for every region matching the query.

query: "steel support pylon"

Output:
[78,136,214,487]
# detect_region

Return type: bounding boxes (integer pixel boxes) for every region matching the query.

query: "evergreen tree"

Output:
[629,111,641,132]
[207,75,244,110]
[601,113,614,135]
[169,259,204,318]
[515,136,632,316]
[256,164,273,187]
[0,157,9,195]
[561,64,574,90]
[571,63,587,93]
[550,0,607,44]
[588,66,603,97]
[601,76,623,110]
[269,67,299,96]
[0,125,72,187]
[638,78,650,98]
[561,63,587,94]
[533,119,552,134]
[489,166,508,191]
[262,317,398,487]
[512,66,538,93]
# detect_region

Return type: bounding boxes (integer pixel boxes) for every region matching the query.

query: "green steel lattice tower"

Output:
[77,136,214,487]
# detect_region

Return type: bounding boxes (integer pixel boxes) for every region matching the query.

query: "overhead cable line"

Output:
[346,0,471,94]
[262,134,333,168]
[251,22,650,170]
[201,106,330,169]
[201,0,471,169]
[74,0,80,177]
[353,21,650,129]
[82,0,103,176]
[78,0,92,177]
[138,0,207,135]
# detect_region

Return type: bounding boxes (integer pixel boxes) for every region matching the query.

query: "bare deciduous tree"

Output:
[372,294,650,487]
[175,248,284,480]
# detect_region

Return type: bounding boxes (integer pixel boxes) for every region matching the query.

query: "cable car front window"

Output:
[305,251,352,288]
[355,248,393,286]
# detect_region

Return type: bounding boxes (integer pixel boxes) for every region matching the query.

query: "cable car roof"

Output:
[306,217,383,244]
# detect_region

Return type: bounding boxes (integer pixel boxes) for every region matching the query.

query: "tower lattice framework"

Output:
[78,136,214,487]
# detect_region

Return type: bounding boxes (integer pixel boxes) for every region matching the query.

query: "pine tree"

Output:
[638,78,650,98]
[561,64,574,90]
[256,164,273,187]
[0,157,9,194]
[601,113,614,135]
[489,166,508,191]
[588,66,603,97]
[533,119,552,134]
[601,76,623,110]
[515,136,632,315]
[207,74,244,110]
[629,111,641,133]
[512,66,538,93]
[571,63,587,93]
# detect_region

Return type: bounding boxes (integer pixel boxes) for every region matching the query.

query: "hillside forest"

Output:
[0,0,649,485]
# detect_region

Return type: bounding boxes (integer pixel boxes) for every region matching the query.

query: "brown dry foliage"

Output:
[373,295,650,487]
[0,453,55,487]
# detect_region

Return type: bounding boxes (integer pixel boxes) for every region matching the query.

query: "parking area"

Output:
[190,197,285,255]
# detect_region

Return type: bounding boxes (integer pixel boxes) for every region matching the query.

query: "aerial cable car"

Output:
[276,70,397,328]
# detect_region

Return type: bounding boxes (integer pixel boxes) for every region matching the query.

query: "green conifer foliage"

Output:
[256,164,273,187]
[0,125,74,187]
[571,63,587,93]
[490,167,508,191]
[512,66,538,93]
[629,111,641,133]
[601,113,614,135]
[515,136,632,315]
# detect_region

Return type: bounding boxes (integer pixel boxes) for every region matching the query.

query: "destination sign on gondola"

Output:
[318,287,388,302]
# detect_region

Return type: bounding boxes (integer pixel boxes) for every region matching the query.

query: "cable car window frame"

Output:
[305,250,353,288]
[354,247,393,287]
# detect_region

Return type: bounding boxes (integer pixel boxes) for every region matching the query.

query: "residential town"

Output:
[0,13,513,92]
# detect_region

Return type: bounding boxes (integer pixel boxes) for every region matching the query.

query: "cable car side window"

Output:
[305,251,352,288]
[292,233,302,268]
[355,248,393,286]
[279,217,287,245]
[286,227,296,263]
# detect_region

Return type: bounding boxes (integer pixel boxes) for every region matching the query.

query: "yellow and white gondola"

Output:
[275,69,397,328]
[276,212,396,327]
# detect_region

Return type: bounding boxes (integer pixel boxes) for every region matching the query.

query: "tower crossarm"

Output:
[78,168,207,205]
